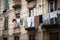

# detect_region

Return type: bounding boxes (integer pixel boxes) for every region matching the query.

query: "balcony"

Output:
[25,17,38,31]
[12,0,21,9]
[25,27,36,31]
[13,27,20,36]
[42,10,60,30]
[13,19,20,35]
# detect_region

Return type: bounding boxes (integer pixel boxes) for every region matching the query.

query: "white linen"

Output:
[34,8,36,16]
[31,16,35,27]
[43,13,49,21]
[27,17,32,27]
[49,11,57,18]
[16,18,20,23]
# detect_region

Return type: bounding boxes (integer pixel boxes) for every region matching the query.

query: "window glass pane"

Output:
[20,19,23,25]
[29,35,35,40]
[4,0,9,9]
[15,36,19,40]
[4,17,8,30]
[3,37,7,40]
[50,32,59,40]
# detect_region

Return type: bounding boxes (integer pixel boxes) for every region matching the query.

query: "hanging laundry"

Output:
[27,17,32,27]
[16,18,20,23]
[43,13,50,21]
[31,16,35,27]
[43,14,50,24]
[16,18,20,27]
[35,16,39,26]
[49,11,57,19]
[34,8,36,16]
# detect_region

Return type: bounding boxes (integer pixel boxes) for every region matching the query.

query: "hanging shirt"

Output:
[16,18,20,23]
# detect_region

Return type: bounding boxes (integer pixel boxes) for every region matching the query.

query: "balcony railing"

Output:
[42,10,60,29]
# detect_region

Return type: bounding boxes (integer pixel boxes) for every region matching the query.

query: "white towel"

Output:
[31,16,35,27]
[27,17,32,27]
[34,8,36,16]
[49,11,57,18]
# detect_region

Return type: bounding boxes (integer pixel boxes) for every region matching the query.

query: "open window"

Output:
[48,0,57,12]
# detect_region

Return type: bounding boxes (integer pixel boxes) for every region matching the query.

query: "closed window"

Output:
[4,17,8,30]
[20,19,23,25]
[49,0,57,12]
[50,32,59,40]
[14,36,19,40]
[4,0,9,9]
[3,37,7,40]
[29,35,35,40]
[29,7,36,17]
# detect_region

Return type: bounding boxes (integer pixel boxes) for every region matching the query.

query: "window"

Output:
[50,17,57,24]
[39,15,43,23]
[29,35,35,40]
[15,13,20,18]
[29,7,36,17]
[4,0,9,9]
[49,0,57,12]
[4,17,8,30]
[14,36,19,40]
[3,37,7,40]
[20,19,23,25]
[50,32,59,40]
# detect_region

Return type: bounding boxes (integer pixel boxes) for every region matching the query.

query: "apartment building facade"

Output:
[0,0,60,40]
